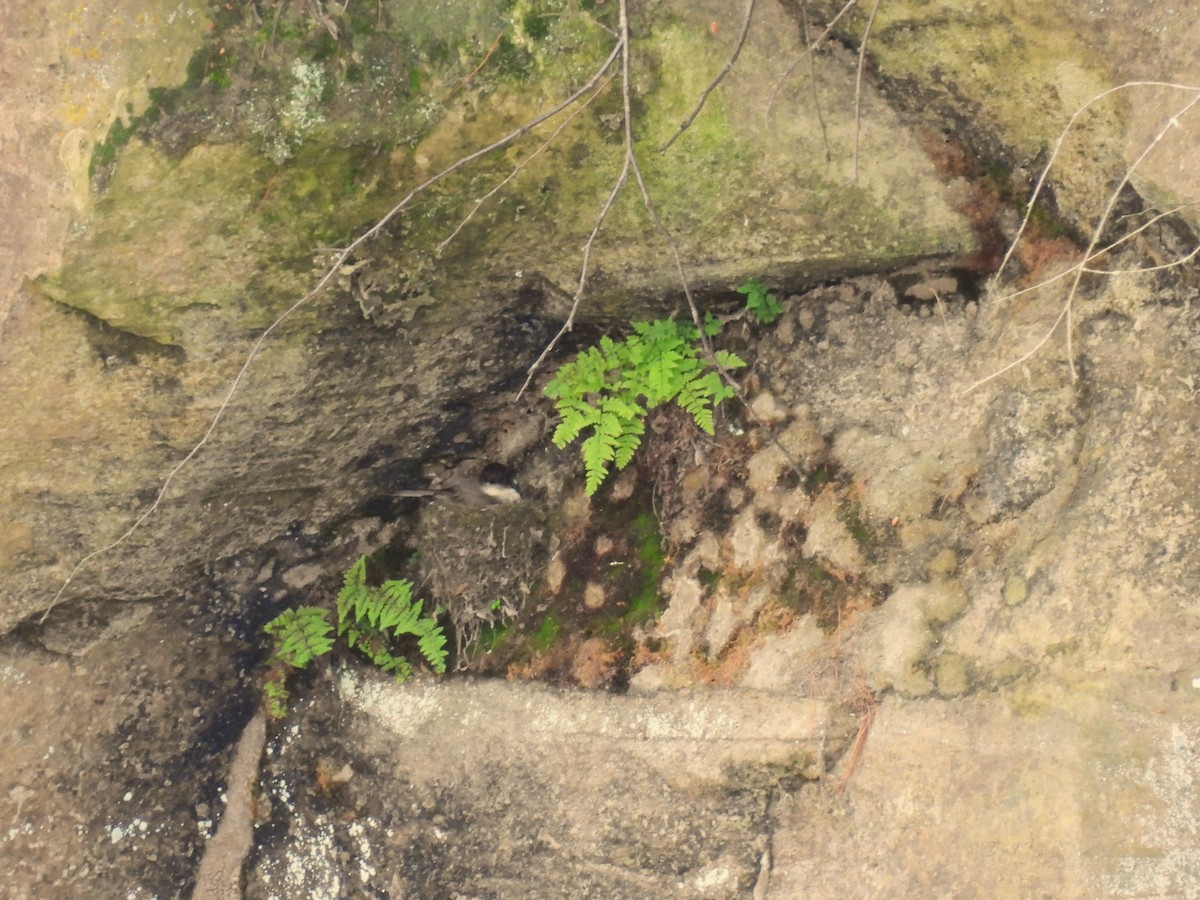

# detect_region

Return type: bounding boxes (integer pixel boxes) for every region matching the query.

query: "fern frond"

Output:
[336,556,372,635]
[263,678,290,719]
[581,431,616,495]
[547,312,745,494]
[265,606,334,669]
[379,579,424,635]
[552,404,598,448]
[715,350,746,371]
[342,555,367,589]
[612,417,644,470]
[376,653,413,683]
[417,625,449,674]
[644,347,683,405]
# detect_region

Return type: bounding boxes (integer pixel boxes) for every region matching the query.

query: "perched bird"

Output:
[395,462,521,507]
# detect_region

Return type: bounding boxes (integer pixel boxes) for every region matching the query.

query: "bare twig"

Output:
[442,28,506,103]
[966,83,1200,395]
[992,80,1200,289]
[43,35,623,619]
[660,0,756,154]
[838,680,877,793]
[807,0,860,50]
[851,0,880,183]
[439,70,616,253]
[516,149,631,398]
[988,201,1200,310]
[305,0,339,42]
[769,0,859,110]
[765,0,832,161]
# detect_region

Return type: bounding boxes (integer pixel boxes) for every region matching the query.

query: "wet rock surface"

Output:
[2,0,1200,897]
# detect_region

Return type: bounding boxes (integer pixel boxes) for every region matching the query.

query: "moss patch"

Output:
[47,0,975,346]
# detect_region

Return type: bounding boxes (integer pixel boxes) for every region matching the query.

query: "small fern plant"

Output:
[545,315,745,495]
[737,278,783,324]
[335,556,448,681]
[262,556,448,718]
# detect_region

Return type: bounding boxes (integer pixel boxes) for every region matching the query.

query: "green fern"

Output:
[261,605,334,719]
[335,555,448,678]
[264,606,334,669]
[262,555,449,718]
[738,278,783,324]
[263,678,290,719]
[545,315,745,495]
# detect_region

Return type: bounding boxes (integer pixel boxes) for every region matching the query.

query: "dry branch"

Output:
[966,81,1200,394]
[659,0,756,154]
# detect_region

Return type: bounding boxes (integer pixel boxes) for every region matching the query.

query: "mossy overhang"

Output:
[816,0,1130,231]
[40,0,974,347]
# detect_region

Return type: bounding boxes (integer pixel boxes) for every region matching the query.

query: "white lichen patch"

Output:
[255,61,329,164]
[283,62,326,134]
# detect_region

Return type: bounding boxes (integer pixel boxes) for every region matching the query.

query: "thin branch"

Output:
[618,6,806,479]
[520,0,808,486]
[1083,240,1200,275]
[766,0,857,130]
[442,28,506,103]
[989,202,1200,308]
[43,35,624,619]
[966,86,1200,394]
[992,80,1200,290]
[765,0,831,161]
[438,70,616,254]
[851,0,880,184]
[516,150,632,399]
[659,0,756,153]
[808,0,860,50]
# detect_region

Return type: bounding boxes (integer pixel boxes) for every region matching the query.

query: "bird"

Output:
[394,462,521,507]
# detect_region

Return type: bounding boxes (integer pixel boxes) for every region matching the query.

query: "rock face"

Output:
[2,0,1199,897]
[1,0,972,631]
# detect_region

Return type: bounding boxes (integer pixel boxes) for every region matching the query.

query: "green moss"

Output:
[493,34,535,79]
[531,612,562,650]
[624,512,665,623]
[308,30,339,62]
[698,566,721,591]
[523,11,553,41]
[53,0,973,350]
[90,117,140,180]
[804,464,832,493]
[840,501,872,546]
[478,620,512,651]
[48,135,401,343]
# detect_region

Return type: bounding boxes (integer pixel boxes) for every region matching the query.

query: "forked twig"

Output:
[516,149,632,399]
[992,80,1200,288]
[766,0,859,121]
[851,0,880,184]
[660,0,756,154]
[442,28,506,103]
[988,201,1200,310]
[966,82,1200,395]
[764,0,832,161]
[521,0,807,482]
[438,70,616,253]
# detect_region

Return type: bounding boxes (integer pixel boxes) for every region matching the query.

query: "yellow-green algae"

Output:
[42,0,973,347]
[831,0,1125,228]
